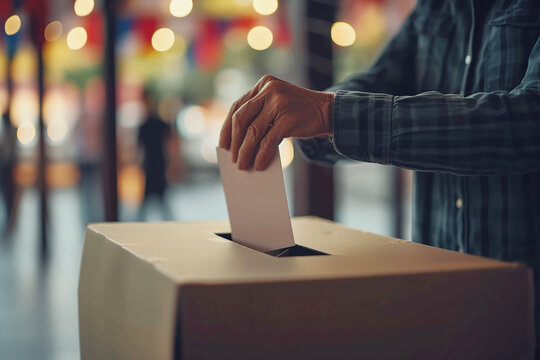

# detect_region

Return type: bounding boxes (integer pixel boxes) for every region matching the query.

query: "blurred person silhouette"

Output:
[137,87,173,221]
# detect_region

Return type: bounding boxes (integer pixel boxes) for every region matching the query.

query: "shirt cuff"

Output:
[295,137,345,164]
[332,90,393,165]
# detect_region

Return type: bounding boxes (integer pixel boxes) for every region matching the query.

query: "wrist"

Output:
[322,91,335,136]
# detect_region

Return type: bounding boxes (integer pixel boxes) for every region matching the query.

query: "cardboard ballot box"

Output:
[79,217,534,360]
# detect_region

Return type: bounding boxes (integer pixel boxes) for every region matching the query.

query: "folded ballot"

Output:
[217,147,295,252]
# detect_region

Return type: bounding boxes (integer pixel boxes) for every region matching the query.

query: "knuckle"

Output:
[246,125,259,141]
[259,137,275,152]
[231,116,241,130]
[232,113,244,130]
[265,79,278,92]
[261,74,275,83]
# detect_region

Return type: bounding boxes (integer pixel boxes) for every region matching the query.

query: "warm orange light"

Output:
[118,165,145,207]
[44,21,63,42]
[74,0,94,17]
[331,21,356,47]
[151,28,175,52]
[279,138,294,169]
[355,4,386,47]
[253,0,278,15]
[169,0,193,17]
[247,26,273,50]
[0,87,7,115]
[46,162,81,188]
[67,27,88,50]
[17,122,36,145]
[4,15,21,35]
[12,48,38,83]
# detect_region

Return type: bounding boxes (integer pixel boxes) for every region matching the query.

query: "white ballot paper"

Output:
[217,147,295,252]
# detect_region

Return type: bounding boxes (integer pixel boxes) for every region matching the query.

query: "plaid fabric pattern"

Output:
[298,0,540,348]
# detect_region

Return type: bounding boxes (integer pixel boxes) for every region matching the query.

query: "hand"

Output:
[219,75,334,171]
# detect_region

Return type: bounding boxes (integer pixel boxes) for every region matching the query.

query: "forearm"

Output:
[332,89,540,175]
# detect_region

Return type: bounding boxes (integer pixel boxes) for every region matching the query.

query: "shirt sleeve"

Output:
[332,35,540,175]
[297,7,419,164]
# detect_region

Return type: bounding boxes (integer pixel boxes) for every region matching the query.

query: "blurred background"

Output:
[0,0,415,358]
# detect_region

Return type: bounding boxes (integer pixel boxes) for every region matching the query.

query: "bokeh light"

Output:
[169,0,193,18]
[11,88,38,126]
[355,4,386,48]
[44,21,63,42]
[46,163,81,188]
[177,105,206,138]
[331,21,356,47]
[43,87,79,127]
[0,87,7,115]
[201,136,219,163]
[247,26,273,50]
[74,0,95,17]
[279,138,294,169]
[67,27,88,50]
[17,122,36,146]
[152,28,175,52]
[214,68,251,106]
[47,119,69,143]
[4,15,21,36]
[253,0,278,15]
[12,47,37,82]
[118,101,144,128]
[118,165,145,207]
[14,162,37,187]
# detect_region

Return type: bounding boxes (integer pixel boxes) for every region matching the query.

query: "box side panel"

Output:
[79,228,179,360]
[179,267,533,360]
[79,228,113,359]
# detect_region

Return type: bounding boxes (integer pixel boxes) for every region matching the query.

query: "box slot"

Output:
[215,233,329,257]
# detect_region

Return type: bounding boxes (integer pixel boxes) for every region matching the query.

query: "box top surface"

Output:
[87,217,523,284]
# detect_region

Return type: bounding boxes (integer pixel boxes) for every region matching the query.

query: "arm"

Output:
[298,8,419,163]
[333,35,540,175]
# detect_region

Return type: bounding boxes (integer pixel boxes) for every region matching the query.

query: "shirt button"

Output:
[464,55,472,65]
[456,198,463,209]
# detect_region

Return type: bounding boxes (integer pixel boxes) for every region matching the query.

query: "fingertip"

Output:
[236,154,246,170]
[218,139,230,150]
[218,132,230,150]
[254,157,268,171]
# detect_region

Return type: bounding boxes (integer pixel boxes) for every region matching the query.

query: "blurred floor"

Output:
[0,174,230,360]
[0,166,409,359]
[0,188,83,360]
